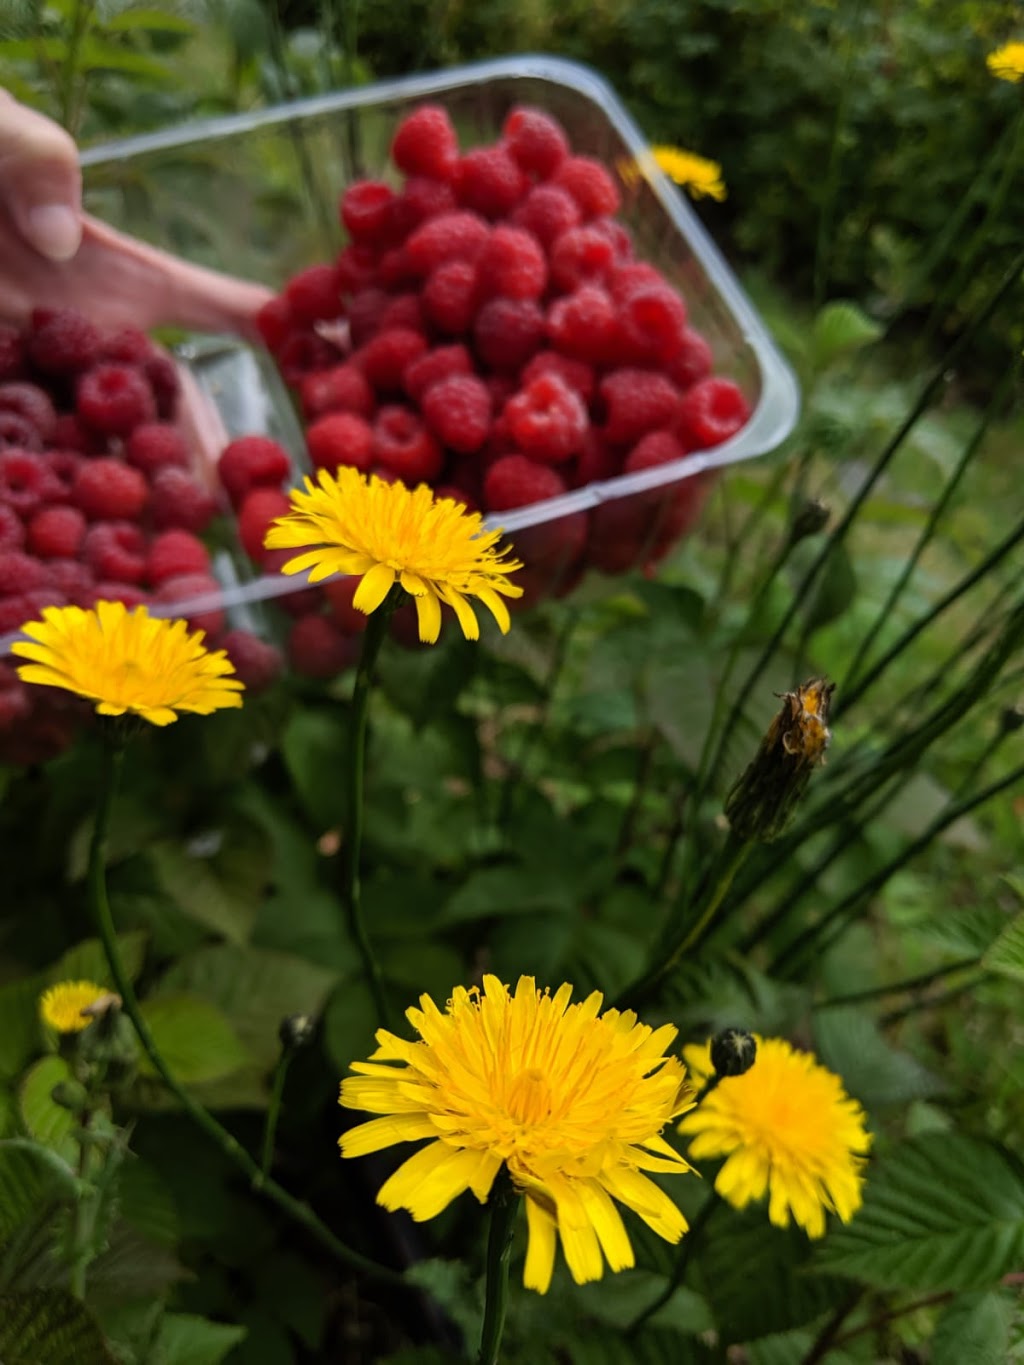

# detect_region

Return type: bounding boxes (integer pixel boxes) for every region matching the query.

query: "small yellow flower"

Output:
[339,975,696,1293]
[11,601,243,727]
[40,980,108,1034]
[987,41,1024,82]
[265,468,522,644]
[678,1037,871,1239]
[619,146,727,201]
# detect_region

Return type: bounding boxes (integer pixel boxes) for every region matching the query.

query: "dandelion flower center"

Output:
[40,980,108,1034]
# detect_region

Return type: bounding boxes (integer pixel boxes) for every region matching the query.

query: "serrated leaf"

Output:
[153,1312,247,1365]
[0,1290,115,1364]
[982,911,1024,983]
[811,300,883,370]
[815,1134,1024,1291]
[0,1140,77,1245]
[138,996,249,1084]
[438,863,575,924]
[50,932,147,989]
[19,1056,77,1162]
[932,1291,1012,1365]
[149,845,255,945]
[281,707,350,830]
[812,1007,944,1107]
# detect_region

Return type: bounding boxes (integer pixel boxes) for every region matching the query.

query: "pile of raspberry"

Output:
[246,101,750,628]
[0,309,282,764]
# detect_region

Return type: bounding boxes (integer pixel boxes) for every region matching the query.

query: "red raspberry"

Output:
[323,574,367,635]
[406,212,489,275]
[239,487,291,562]
[143,352,181,420]
[373,407,442,482]
[503,107,570,178]
[0,449,59,517]
[600,369,680,445]
[589,217,633,261]
[433,484,478,513]
[0,413,41,452]
[421,375,491,454]
[0,591,62,636]
[28,307,100,374]
[275,331,342,388]
[147,529,211,585]
[0,664,31,730]
[336,245,379,296]
[0,325,25,382]
[619,283,688,364]
[391,105,459,180]
[285,264,342,325]
[82,521,147,583]
[257,295,294,351]
[219,629,283,693]
[151,467,218,532]
[377,248,418,291]
[380,293,426,335]
[90,582,148,610]
[625,429,689,473]
[153,573,225,637]
[288,613,356,678]
[27,505,86,559]
[422,260,479,335]
[73,458,148,522]
[77,364,156,436]
[42,451,82,504]
[608,262,663,303]
[0,505,24,552]
[348,288,389,347]
[0,550,51,595]
[676,378,750,449]
[126,422,190,476]
[456,146,527,219]
[307,412,374,472]
[503,375,587,464]
[474,298,545,372]
[484,455,567,511]
[547,286,619,364]
[625,434,707,555]
[392,176,457,233]
[573,429,620,486]
[517,193,582,266]
[0,383,57,444]
[553,156,620,218]
[341,181,397,244]
[403,345,472,402]
[47,558,94,605]
[667,328,714,390]
[50,414,100,454]
[549,225,617,293]
[217,435,292,505]
[358,328,427,393]
[522,351,595,402]
[477,226,547,300]
[259,547,320,617]
[100,327,153,365]
[301,364,375,421]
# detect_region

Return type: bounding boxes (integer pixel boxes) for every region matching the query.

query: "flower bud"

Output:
[1000,704,1024,735]
[50,1079,90,1113]
[710,1028,757,1079]
[789,498,830,544]
[279,1013,315,1051]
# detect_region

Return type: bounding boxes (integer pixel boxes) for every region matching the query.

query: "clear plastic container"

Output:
[74,54,798,619]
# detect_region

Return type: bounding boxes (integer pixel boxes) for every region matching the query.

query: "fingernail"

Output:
[25,204,82,261]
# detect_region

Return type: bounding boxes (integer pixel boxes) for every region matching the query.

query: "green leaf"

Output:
[19,1056,77,1162]
[438,863,576,925]
[50,931,147,989]
[982,911,1024,983]
[0,1139,77,1247]
[138,996,249,1084]
[282,707,350,830]
[812,1007,944,1107]
[932,1291,1012,1365]
[118,1159,179,1246]
[149,844,255,945]
[794,541,857,635]
[815,1134,1024,1291]
[0,973,46,1082]
[571,1270,713,1335]
[102,8,197,34]
[0,1290,115,1364]
[811,300,883,370]
[154,1312,247,1365]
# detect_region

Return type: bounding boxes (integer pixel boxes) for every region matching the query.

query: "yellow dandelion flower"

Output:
[987,41,1024,82]
[11,601,244,727]
[265,469,523,645]
[339,975,696,1293]
[678,1037,871,1239]
[619,146,726,201]
[40,980,108,1033]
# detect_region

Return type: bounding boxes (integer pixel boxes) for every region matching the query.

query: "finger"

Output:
[0,90,82,261]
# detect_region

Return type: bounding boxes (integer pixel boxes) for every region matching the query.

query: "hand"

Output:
[0,90,273,340]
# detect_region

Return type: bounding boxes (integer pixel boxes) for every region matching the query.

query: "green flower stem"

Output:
[813,0,867,306]
[625,1191,721,1337]
[88,739,403,1288]
[879,972,988,1028]
[342,597,398,1034]
[818,955,980,1010]
[68,1113,95,1299]
[260,1048,294,1180]
[477,1171,520,1365]
[799,1289,864,1365]
[59,0,95,134]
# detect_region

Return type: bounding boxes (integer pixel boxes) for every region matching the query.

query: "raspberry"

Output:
[0,591,62,636]
[126,422,190,476]
[403,345,472,402]
[27,505,86,559]
[346,288,387,347]
[0,550,51,596]
[336,245,379,296]
[323,574,367,634]
[100,327,153,365]
[42,451,82,504]
[483,455,567,511]
[618,283,688,364]
[239,487,291,562]
[573,429,620,486]
[306,411,374,472]
[474,298,545,372]
[260,547,321,617]
[77,364,156,436]
[28,307,100,374]
[503,375,587,464]
[511,184,581,249]
[625,429,689,473]
[676,378,750,449]
[0,665,31,730]
[421,375,491,454]
[90,582,148,610]
[0,383,57,444]
[147,529,211,585]
[391,105,459,180]
[522,351,596,402]
[288,614,356,678]
[82,521,147,583]
[589,217,633,261]
[341,181,397,244]
[549,225,617,293]
[373,407,442,482]
[153,573,225,637]
[380,293,425,335]
[143,352,181,420]
[0,325,25,382]
[476,226,547,300]
[406,212,490,275]
[151,467,218,532]
[433,484,478,514]
[547,286,619,365]
[301,364,374,421]
[0,505,24,552]
[73,458,148,522]
[552,156,620,218]
[285,264,342,326]
[625,434,707,557]
[275,331,341,388]
[0,413,41,452]
[220,629,283,693]
[503,108,570,178]
[608,262,663,303]
[358,328,426,393]
[217,435,292,505]
[393,176,457,232]
[455,146,527,219]
[48,558,95,606]
[668,328,714,390]
[377,248,417,291]
[600,369,680,445]
[0,450,58,517]
[257,295,294,351]
[50,414,100,454]
[422,260,479,335]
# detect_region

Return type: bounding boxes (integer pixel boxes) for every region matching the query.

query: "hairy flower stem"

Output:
[477,1172,519,1365]
[260,1049,294,1179]
[88,740,403,1287]
[626,1192,721,1336]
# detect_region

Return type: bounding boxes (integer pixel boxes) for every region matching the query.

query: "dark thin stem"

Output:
[626,1192,721,1336]
[833,1289,953,1348]
[477,1173,519,1365]
[800,1290,864,1365]
[713,453,792,610]
[813,0,867,306]
[87,741,402,1288]
[614,730,658,862]
[818,956,980,1009]
[880,972,988,1028]
[260,1050,294,1179]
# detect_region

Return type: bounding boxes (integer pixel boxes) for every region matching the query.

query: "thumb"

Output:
[0,90,82,262]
